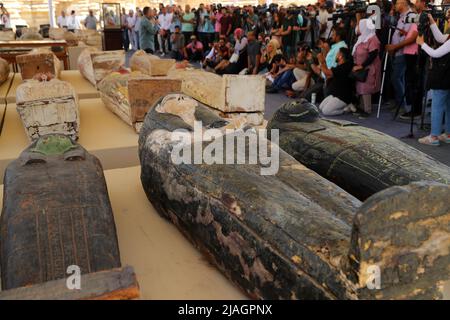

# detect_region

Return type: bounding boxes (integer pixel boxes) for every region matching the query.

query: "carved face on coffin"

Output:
[22,134,85,164]
[273,99,320,123]
[155,93,248,131]
[155,94,198,128]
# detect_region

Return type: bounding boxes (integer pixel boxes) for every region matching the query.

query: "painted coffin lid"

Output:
[98,71,181,133]
[0,134,122,291]
[16,79,79,141]
[0,57,9,85]
[16,48,62,80]
[168,69,265,113]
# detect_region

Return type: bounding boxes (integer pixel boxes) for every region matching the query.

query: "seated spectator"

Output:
[216,28,248,75]
[266,56,298,93]
[317,47,354,115]
[203,35,231,70]
[246,31,261,75]
[170,25,185,60]
[259,38,282,74]
[325,27,348,69]
[184,35,204,62]
[286,46,315,97]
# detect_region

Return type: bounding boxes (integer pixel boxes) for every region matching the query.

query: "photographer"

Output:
[278,9,296,62]
[385,0,420,118]
[0,3,10,29]
[317,47,355,115]
[416,14,450,146]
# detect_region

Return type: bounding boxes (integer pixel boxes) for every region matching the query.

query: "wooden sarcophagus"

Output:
[77,48,124,86]
[139,94,450,299]
[130,50,176,76]
[267,100,450,201]
[0,57,9,85]
[16,79,79,141]
[97,71,181,133]
[167,69,265,126]
[16,48,62,80]
[0,135,139,300]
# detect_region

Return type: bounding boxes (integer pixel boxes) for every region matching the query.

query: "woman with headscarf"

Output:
[352,18,381,116]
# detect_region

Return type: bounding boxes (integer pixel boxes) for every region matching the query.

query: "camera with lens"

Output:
[405,4,450,36]
[287,6,302,16]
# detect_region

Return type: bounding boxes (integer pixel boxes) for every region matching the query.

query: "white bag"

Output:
[229,52,239,64]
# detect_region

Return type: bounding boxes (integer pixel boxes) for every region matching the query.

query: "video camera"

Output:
[255,3,279,16]
[405,4,450,36]
[328,0,372,22]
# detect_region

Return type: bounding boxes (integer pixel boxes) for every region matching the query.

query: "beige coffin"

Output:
[0,30,15,41]
[16,49,62,80]
[130,50,176,76]
[168,69,265,113]
[49,28,79,46]
[75,30,102,48]
[213,110,264,127]
[78,48,125,86]
[0,58,9,86]
[97,72,181,132]
[16,79,79,141]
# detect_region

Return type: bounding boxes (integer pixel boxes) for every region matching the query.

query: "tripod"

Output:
[376,26,393,118]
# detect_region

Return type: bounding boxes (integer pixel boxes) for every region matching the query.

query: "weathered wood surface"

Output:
[0,57,9,85]
[139,94,360,299]
[347,182,450,300]
[91,50,125,85]
[16,79,79,140]
[0,266,139,300]
[130,50,176,76]
[16,49,61,80]
[139,94,450,299]
[98,71,181,132]
[0,135,122,291]
[0,31,15,41]
[49,28,78,46]
[77,46,99,85]
[267,100,450,200]
[168,69,265,113]
[19,30,44,41]
[77,48,124,86]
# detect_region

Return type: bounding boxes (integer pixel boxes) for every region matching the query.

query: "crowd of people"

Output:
[117,1,449,147]
[57,9,98,31]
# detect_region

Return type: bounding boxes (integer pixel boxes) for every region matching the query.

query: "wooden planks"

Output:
[0,266,139,300]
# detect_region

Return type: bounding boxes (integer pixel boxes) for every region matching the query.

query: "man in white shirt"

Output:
[126,10,137,50]
[157,6,173,55]
[57,10,67,28]
[318,2,333,40]
[134,9,142,50]
[67,10,81,31]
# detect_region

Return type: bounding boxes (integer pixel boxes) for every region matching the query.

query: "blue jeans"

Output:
[391,55,407,108]
[272,70,296,91]
[431,89,450,136]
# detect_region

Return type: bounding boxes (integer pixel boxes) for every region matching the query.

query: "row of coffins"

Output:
[0,135,140,300]
[7,50,449,299]
[1,49,139,299]
[138,95,450,300]
[266,100,450,200]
